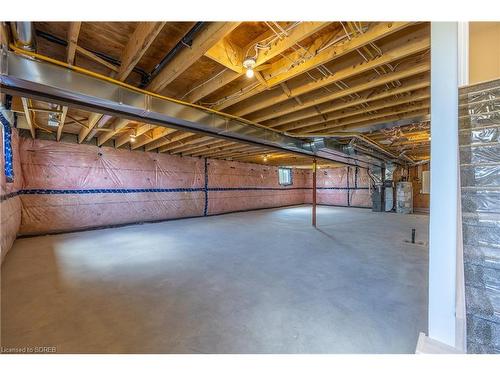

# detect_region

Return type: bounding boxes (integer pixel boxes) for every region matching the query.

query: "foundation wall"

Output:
[14,137,315,235]
[3,134,374,245]
[17,138,205,235]
[305,166,372,208]
[207,159,310,215]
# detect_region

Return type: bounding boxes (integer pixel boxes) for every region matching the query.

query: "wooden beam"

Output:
[280,82,292,98]
[204,37,243,73]
[28,107,63,114]
[56,106,68,141]
[189,143,253,157]
[145,131,194,152]
[131,127,176,149]
[66,115,89,128]
[115,124,153,148]
[254,71,269,88]
[159,136,216,154]
[229,149,281,160]
[168,138,228,155]
[279,89,430,133]
[256,22,331,66]
[214,148,270,159]
[156,134,209,153]
[266,80,430,129]
[249,63,430,123]
[75,45,119,72]
[184,70,241,104]
[294,104,430,134]
[219,149,273,160]
[184,22,329,103]
[147,22,241,92]
[266,22,414,87]
[97,118,130,146]
[67,22,82,65]
[214,22,415,111]
[344,109,430,132]
[79,24,164,143]
[78,113,105,143]
[231,35,430,117]
[116,22,166,81]
[21,97,35,138]
[234,154,311,165]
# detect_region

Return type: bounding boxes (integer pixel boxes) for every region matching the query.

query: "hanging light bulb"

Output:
[130,132,136,142]
[243,56,256,79]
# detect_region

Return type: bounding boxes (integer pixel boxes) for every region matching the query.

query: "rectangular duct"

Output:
[0,50,384,169]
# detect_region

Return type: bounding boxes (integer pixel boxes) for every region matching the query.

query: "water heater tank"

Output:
[396,182,413,214]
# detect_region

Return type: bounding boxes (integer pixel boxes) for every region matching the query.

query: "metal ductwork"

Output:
[0,49,388,169]
[9,22,36,51]
[289,132,415,165]
[309,137,357,156]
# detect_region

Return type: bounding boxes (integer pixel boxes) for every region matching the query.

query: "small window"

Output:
[278,167,292,186]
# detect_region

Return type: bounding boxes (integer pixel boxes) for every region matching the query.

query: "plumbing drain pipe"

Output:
[140,22,205,88]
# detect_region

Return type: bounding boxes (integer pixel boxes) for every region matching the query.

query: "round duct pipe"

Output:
[10,22,36,51]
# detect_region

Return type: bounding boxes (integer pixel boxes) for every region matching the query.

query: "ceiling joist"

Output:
[213,22,415,111]
[21,21,431,163]
[66,22,81,65]
[147,22,241,92]
[185,22,330,104]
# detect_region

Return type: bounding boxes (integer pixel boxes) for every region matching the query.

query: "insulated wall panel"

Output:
[20,192,205,235]
[1,125,22,262]
[350,167,372,207]
[314,166,371,208]
[460,79,500,353]
[7,135,373,238]
[207,159,309,215]
[18,138,205,235]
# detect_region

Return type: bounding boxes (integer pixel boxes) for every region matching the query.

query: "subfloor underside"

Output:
[1,205,429,353]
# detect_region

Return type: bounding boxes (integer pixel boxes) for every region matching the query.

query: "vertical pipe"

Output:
[346,166,350,207]
[204,157,208,216]
[312,159,317,227]
[428,22,459,348]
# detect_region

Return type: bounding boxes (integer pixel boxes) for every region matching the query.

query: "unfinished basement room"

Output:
[0,12,499,360]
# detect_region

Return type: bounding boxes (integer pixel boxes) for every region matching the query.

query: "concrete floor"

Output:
[1,205,429,353]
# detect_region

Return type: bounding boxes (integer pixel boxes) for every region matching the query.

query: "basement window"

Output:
[278,167,292,186]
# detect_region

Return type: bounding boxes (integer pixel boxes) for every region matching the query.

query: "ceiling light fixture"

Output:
[243,56,256,79]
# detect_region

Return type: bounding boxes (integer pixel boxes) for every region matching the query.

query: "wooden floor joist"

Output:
[230,36,430,117]
[18,21,431,163]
